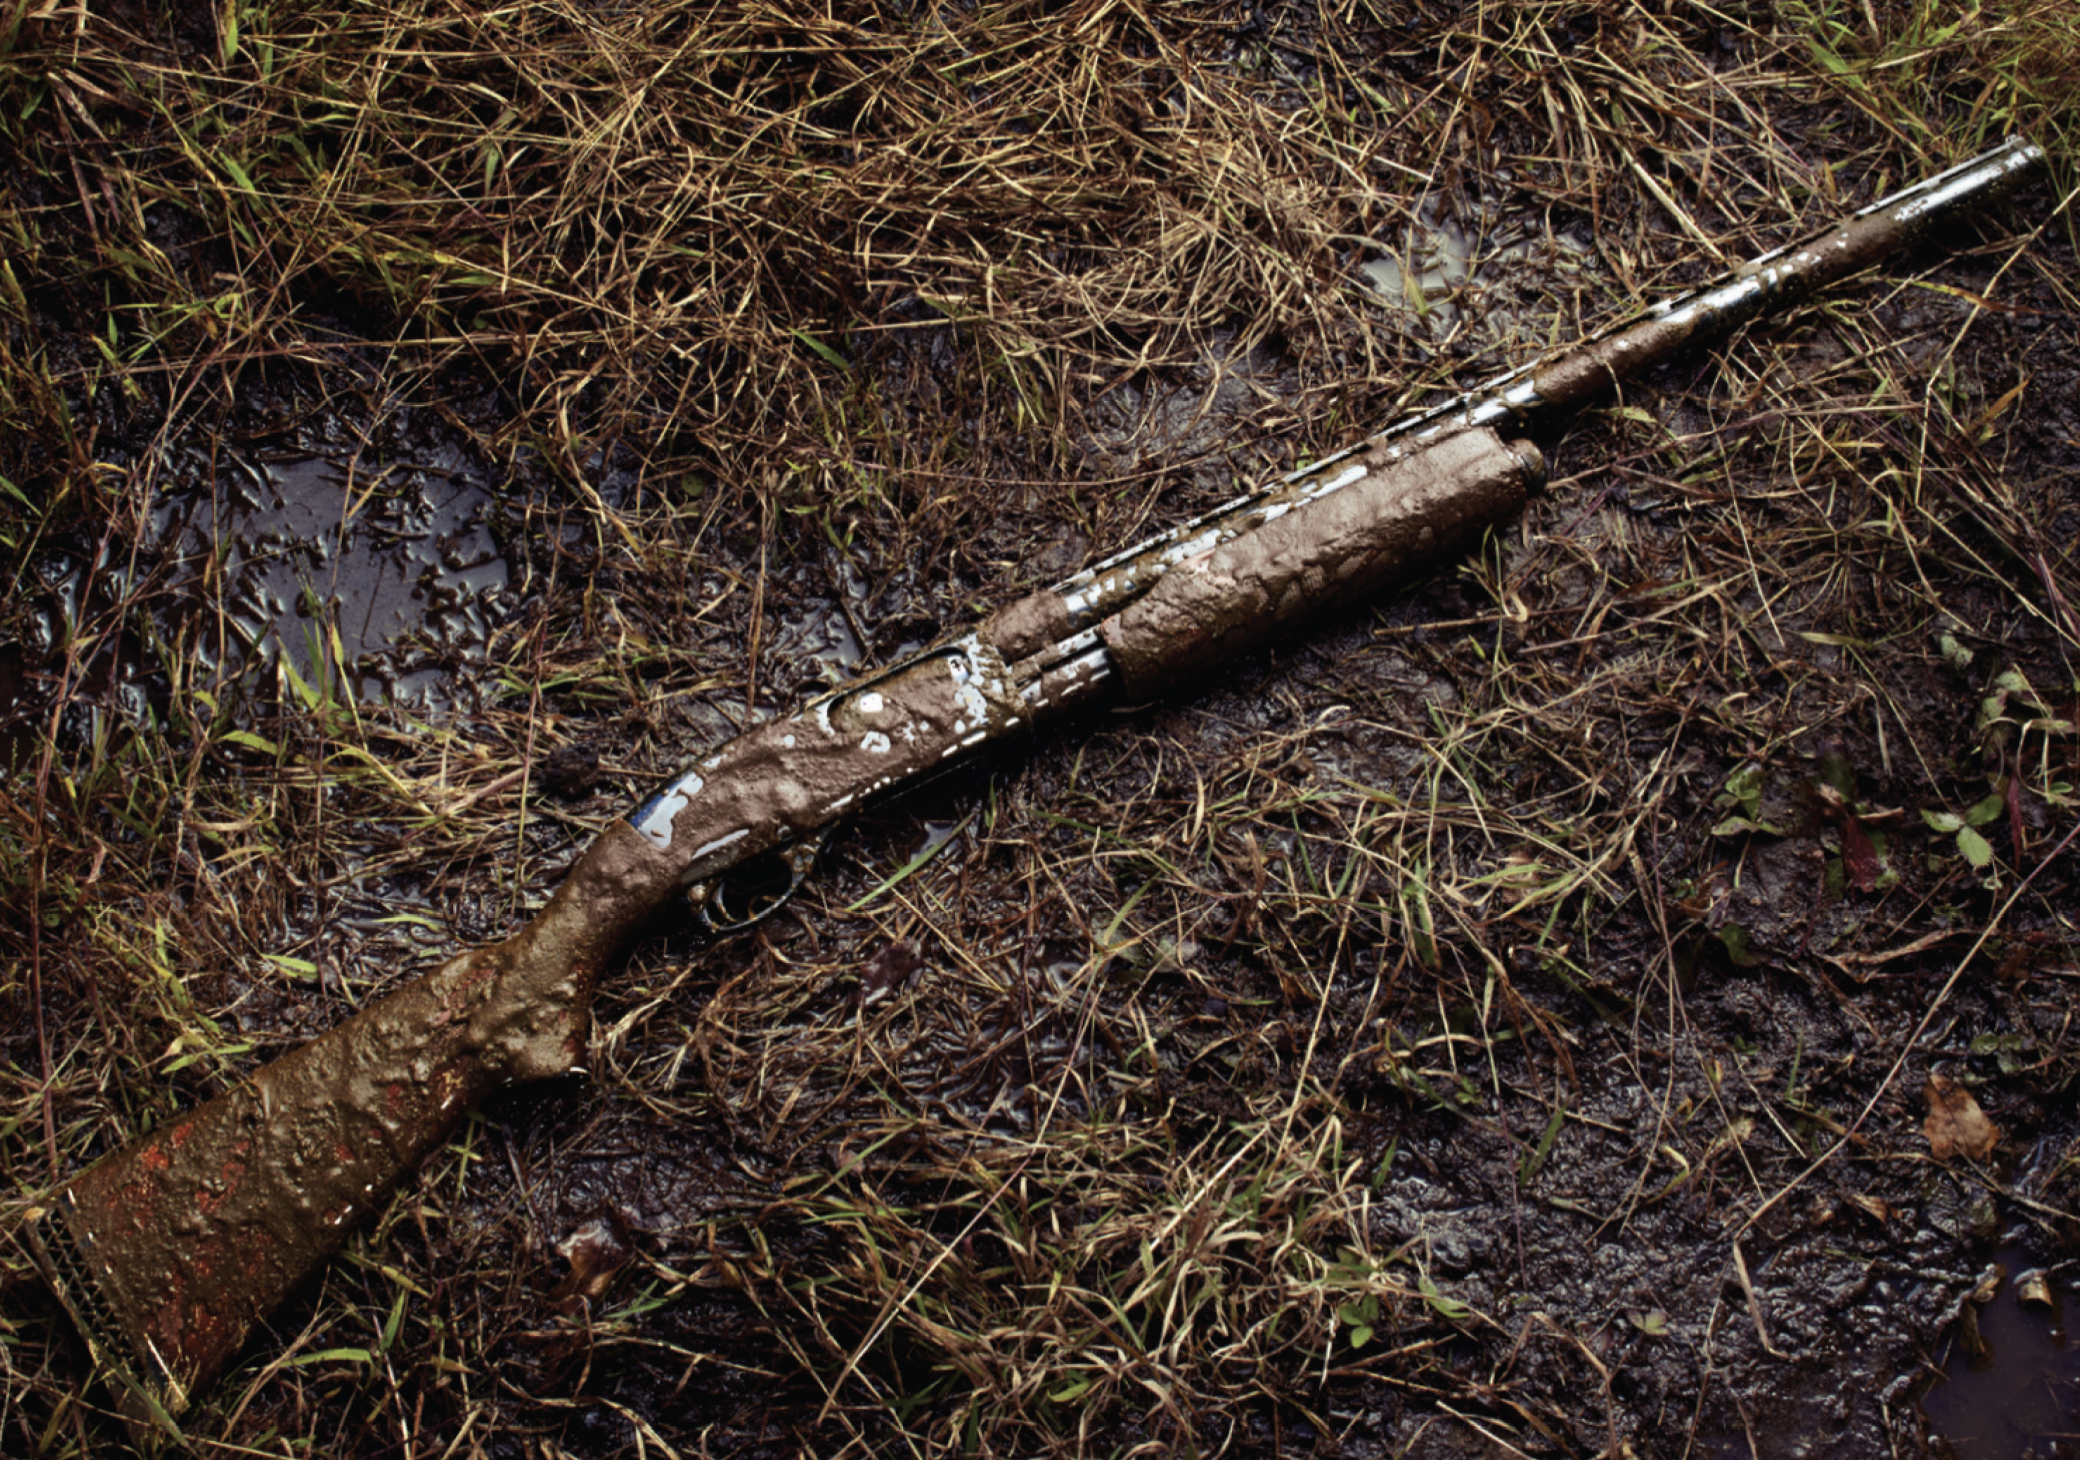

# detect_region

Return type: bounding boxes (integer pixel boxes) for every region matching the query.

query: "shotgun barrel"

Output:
[26,135,2044,1438]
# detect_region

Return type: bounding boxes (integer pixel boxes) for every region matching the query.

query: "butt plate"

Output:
[24,1192,189,1442]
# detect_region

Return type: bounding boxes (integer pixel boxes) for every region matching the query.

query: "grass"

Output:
[3,0,2080,1456]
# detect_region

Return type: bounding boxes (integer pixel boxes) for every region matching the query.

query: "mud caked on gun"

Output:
[25,136,2046,1435]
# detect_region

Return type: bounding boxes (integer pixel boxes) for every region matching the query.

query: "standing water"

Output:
[142,447,511,705]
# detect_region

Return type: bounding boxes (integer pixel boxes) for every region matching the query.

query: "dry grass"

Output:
[3,1,2079,1456]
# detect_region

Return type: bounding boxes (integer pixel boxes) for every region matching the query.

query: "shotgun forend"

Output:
[25,135,2044,1437]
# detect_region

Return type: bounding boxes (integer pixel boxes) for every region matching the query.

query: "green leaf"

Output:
[1818,747,1857,801]
[1716,764,1764,815]
[1048,1378,1092,1403]
[1348,1324,1374,1348]
[1520,1102,1566,1185]
[1715,923,1760,968]
[1963,792,2005,827]
[164,1039,254,1073]
[282,1347,373,1367]
[218,154,258,196]
[219,729,279,755]
[1809,42,1851,74]
[789,328,851,371]
[380,1283,408,1352]
[1419,1277,1471,1322]
[1921,810,1963,833]
[1370,1138,1398,1192]
[843,811,974,912]
[1956,826,1994,869]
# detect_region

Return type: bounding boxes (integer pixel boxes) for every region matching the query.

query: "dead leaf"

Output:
[1924,1074,2000,1161]
[1846,1192,1892,1224]
[551,1215,633,1316]
[860,940,924,1006]
[1842,814,1879,892]
[1956,1301,1991,1364]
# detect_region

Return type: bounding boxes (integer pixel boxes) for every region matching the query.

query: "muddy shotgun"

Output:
[26,136,2045,1434]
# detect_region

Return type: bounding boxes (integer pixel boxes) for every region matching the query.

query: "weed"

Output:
[2,1,2078,1456]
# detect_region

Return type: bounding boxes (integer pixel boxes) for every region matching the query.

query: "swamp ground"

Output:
[2,1,2079,1455]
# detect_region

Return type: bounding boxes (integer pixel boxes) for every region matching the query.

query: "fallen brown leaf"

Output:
[551,1215,634,1316]
[1842,814,1879,893]
[860,940,924,1006]
[1924,1074,2000,1162]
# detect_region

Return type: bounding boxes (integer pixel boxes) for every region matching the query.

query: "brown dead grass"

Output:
[2,1,2078,1456]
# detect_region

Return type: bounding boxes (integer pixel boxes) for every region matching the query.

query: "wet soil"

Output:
[4,9,2079,1460]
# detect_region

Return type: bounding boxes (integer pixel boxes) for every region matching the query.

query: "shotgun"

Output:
[26,136,2045,1436]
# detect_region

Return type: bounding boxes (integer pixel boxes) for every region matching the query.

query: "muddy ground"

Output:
[2,3,2078,1457]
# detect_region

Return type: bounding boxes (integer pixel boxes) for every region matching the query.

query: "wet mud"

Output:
[4,15,2077,1460]
[1356,189,1597,350]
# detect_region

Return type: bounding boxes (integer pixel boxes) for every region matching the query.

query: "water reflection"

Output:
[1921,1249,2080,1460]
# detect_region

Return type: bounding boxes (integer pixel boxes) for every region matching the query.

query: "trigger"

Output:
[689,826,831,935]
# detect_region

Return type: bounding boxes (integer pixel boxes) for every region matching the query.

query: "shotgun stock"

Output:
[26,135,2044,1436]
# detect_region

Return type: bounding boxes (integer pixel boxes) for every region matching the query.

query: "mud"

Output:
[1355,189,1591,346]
[28,812,668,1422]
[1100,426,1537,691]
[4,48,2076,1460]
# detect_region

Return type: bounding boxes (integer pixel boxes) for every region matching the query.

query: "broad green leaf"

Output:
[1420,1277,1471,1322]
[219,154,258,195]
[1956,827,1994,869]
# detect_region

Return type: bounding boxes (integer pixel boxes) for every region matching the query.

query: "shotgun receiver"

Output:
[26,136,2044,1434]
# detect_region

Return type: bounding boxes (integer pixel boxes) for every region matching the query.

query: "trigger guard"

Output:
[689,827,830,935]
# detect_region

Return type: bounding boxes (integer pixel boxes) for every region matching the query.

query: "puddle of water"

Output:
[1361,206,1474,327]
[912,818,963,862]
[146,450,510,704]
[780,600,864,677]
[1921,1249,2080,1459]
